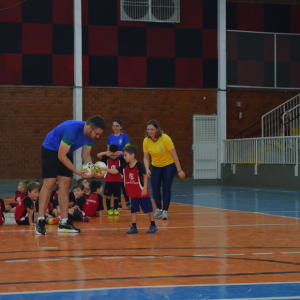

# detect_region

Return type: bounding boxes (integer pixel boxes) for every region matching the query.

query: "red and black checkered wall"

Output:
[227,2,300,88]
[0,0,218,88]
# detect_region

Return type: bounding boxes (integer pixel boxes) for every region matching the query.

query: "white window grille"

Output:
[120,0,180,23]
[193,115,218,179]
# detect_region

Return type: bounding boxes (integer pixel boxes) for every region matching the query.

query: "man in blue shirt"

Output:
[36,115,106,235]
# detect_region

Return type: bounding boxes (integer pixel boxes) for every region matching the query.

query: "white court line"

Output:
[70,258,94,261]
[5,260,28,263]
[40,247,58,249]
[193,254,215,257]
[281,252,300,254]
[38,259,61,262]
[133,256,156,259]
[209,297,300,300]
[102,257,124,260]
[252,253,274,255]
[223,254,245,256]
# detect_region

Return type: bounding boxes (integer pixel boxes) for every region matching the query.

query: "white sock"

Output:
[60,218,68,224]
[38,217,45,221]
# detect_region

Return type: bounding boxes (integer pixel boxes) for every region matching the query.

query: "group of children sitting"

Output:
[0,145,158,234]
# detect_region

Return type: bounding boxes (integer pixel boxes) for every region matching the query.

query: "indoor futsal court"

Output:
[2,0,300,299]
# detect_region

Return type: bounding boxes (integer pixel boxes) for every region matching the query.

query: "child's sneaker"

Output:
[147,225,158,234]
[117,203,123,210]
[154,209,162,218]
[126,202,131,210]
[107,209,114,216]
[48,217,60,225]
[113,209,120,215]
[82,216,90,222]
[127,226,138,234]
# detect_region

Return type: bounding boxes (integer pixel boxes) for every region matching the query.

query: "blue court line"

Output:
[0,283,300,300]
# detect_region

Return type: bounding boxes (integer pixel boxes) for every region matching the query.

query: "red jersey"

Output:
[83,192,91,200]
[0,199,4,225]
[78,194,102,218]
[12,191,27,206]
[104,158,123,182]
[14,196,32,222]
[117,162,150,198]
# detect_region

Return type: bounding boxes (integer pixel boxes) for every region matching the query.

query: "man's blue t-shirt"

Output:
[107,133,130,157]
[43,120,94,154]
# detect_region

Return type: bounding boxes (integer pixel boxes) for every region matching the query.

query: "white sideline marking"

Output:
[133,256,156,259]
[102,257,124,260]
[252,253,274,255]
[193,254,215,257]
[70,258,94,261]
[41,247,58,249]
[38,259,61,262]
[223,254,245,256]
[5,260,28,263]
[281,252,300,254]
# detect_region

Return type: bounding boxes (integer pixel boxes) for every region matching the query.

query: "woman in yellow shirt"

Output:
[143,120,185,220]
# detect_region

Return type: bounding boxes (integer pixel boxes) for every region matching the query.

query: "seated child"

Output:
[97,144,123,216]
[75,178,91,199]
[5,180,29,213]
[78,181,104,218]
[14,182,39,225]
[68,183,90,222]
[100,145,158,234]
[0,198,5,225]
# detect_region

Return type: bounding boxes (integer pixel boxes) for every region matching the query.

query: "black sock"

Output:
[106,198,111,210]
[151,221,155,227]
[132,223,137,228]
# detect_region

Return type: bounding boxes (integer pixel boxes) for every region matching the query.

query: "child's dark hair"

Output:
[73,183,84,191]
[75,178,85,185]
[146,119,163,138]
[112,119,123,132]
[27,182,40,192]
[123,145,138,158]
[56,184,59,192]
[90,181,103,193]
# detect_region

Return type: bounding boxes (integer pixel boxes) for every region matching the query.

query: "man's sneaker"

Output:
[126,202,131,210]
[162,210,169,220]
[127,226,138,234]
[36,219,46,235]
[117,203,123,210]
[82,216,90,222]
[107,209,114,216]
[147,225,158,234]
[57,220,81,233]
[154,209,162,219]
[48,217,60,225]
[113,209,120,215]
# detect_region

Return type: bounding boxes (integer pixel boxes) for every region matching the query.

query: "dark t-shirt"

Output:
[77,194,103,211]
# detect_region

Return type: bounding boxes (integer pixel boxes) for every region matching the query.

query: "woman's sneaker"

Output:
[162,210,169,220]
[147,225,158,234]
[36,219,46,235]
[57,220,81,233]
[154,209,162,218]
[127,226,138,234]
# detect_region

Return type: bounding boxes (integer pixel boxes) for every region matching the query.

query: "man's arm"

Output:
[58,142,92,178]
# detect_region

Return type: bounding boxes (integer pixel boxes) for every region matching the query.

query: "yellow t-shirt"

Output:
[143,133,175,167]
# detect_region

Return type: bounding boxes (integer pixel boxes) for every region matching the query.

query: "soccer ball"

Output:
[94,161,107,176]
[82,162,96,175]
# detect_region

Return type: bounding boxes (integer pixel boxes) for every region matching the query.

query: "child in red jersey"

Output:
[5,180,29,213]
[100,145,157,234]
[14,182,39,225]
[0,198,5,225]
[97,144,124,216]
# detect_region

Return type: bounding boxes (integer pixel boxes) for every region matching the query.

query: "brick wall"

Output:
[0,87,217,180]
[227,89,299,138]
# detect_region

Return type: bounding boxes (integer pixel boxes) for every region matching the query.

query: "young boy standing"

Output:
[14,182,39,226]
[5,180,29,213]
[97,144,123,216]
[100,145,157,234]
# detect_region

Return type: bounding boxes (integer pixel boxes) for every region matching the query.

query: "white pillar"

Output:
[73,0,83,178]
[217,0,227,179]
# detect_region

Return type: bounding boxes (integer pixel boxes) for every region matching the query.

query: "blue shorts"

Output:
[131,197,153,214]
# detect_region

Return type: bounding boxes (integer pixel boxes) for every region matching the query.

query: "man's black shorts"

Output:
[41,146,73,179]
[104,182,122,199]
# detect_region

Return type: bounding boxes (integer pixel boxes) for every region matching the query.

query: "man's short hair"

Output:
[86,115,106,130]
[123,145,138,158]
[73,183,84,191]
[27,182,40,192]
[90,181,103,193]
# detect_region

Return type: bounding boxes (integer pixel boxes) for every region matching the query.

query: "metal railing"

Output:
[224,136,300,165]
[261,93,300,137]
[282,104,300,136]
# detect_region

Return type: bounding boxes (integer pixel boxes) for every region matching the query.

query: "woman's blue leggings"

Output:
[151,163,177,211]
